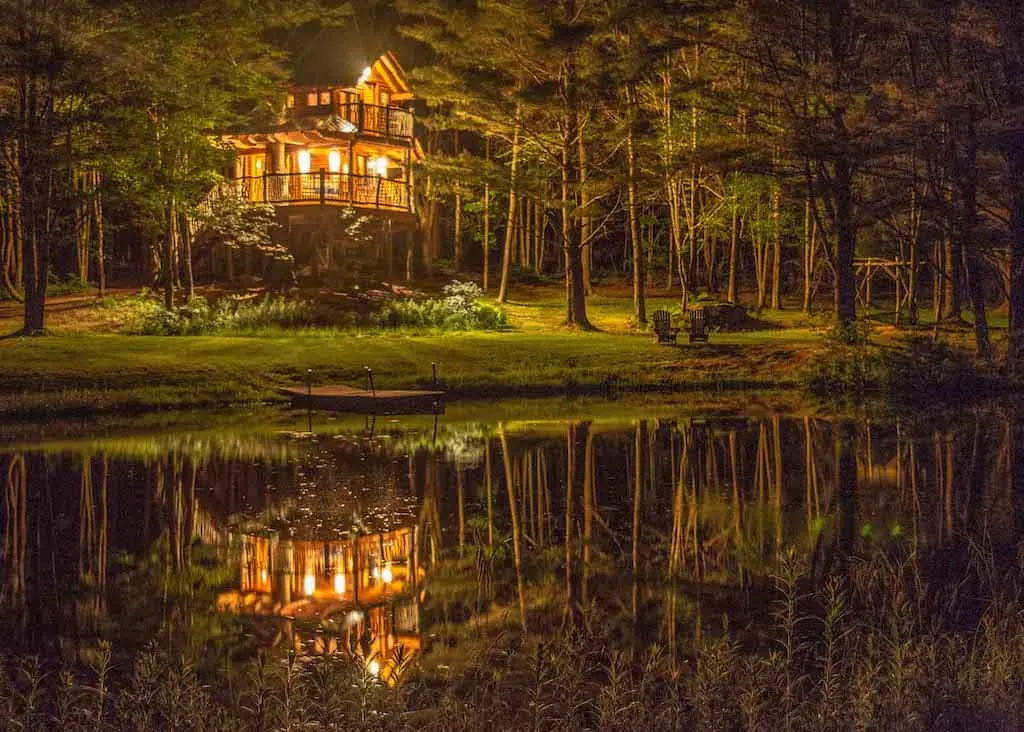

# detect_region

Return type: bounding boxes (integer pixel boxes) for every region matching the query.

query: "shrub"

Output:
[803,333,981,398]
[372,280,506,331]
[121,292,325,335]
[47,273,91,297]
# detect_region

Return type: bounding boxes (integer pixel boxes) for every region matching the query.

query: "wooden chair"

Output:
[688,307,710,343]
[652,309,680,344]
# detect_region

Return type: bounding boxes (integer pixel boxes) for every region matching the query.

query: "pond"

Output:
[1,397,1022,728]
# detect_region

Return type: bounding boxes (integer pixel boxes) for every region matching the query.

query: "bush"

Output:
[47,273,91,297]
[372,280,507,331]
[121,292,324,335]
[803,333,981,398]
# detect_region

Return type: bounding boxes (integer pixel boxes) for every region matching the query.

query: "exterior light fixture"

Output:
[333,572,346,594]
[381,563,393,584]
[297,149,311,174]
[303,573,316,596]
[358,66,372,86]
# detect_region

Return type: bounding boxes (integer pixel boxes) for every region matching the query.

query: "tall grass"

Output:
[3,543,1023,730]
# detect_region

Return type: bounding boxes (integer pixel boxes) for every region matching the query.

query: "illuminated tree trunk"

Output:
[626,107,646,324]
[497,106,520,304]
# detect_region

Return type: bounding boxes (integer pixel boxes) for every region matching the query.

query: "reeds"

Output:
[2,544,1023,730]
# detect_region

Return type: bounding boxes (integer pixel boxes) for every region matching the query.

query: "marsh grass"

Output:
[3,541,1024,730]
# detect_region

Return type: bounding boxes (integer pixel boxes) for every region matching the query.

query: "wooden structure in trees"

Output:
[217,526,423,682]
[853,258,917,320]
[215,52,422,275]
[211,52,423,277]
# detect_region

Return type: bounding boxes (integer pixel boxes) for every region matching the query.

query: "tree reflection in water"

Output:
[1,406,1023,726]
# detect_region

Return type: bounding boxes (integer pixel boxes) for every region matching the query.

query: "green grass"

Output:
[1,284,1007,418]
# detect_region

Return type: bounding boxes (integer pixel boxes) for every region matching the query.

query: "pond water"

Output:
[1,398,1022,683]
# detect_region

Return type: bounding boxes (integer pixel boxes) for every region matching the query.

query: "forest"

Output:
[1,0,1023,373]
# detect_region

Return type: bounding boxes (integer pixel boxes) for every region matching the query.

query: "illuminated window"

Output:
[328,149,342,172]
[319,90,330,106]
[306,91,317,106]
[297,149,311,174]
[373,157,389,177]
[286,94,294,108]
[380,91,390,107]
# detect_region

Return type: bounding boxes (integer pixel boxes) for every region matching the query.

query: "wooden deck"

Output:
[281,384,444,414]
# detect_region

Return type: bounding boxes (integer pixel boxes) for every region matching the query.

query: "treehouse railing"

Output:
[336,102,414,139]
[225,172,414,213]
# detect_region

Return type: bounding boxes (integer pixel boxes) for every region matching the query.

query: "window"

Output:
[319,90,330,106]
[380,91,390,108]
[286,94,294,108]
[297,150,311,174]
[306,91,317,107]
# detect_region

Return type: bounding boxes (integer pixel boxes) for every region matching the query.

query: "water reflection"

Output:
[1,406,1022,673]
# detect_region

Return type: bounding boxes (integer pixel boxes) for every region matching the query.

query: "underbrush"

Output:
[371,281,506,331]
[803,330,982,398]
[114,281,505,335]
[2,545,1023,730]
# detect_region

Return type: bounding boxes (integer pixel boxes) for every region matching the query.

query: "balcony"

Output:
[324,102,413,139]
[226,172,413,215]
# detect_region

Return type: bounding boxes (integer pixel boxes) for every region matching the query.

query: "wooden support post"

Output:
[319,168,326,206]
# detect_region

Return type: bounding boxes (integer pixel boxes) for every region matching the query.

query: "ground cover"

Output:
[0,283,1007,417]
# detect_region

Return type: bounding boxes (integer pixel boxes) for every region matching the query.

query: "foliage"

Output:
[804,334,982,398]
[372,280,507,331]
[120,291,325,335]
[3,544,1024,729]
[196,196,285,260]
[46,273,91,298]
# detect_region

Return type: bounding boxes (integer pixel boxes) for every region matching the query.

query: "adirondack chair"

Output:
[688,307,710,343]
[652,309,680,344]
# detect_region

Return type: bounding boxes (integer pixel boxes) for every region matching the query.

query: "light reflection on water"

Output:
[1,403,1021,674]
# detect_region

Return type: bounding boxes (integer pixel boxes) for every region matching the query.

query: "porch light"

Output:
[303,573,316,596]
[358,66,372,86]
[333,572,346,594]
[255,158,263,172]
[298,149,311,174]
[328,149,342,172]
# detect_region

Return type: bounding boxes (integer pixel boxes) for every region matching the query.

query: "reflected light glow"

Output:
[303,573,316,596]
[333,572,346,594]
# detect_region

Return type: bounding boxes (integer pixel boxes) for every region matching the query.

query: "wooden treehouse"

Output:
[217,52,423,276]
[217,525,423,682]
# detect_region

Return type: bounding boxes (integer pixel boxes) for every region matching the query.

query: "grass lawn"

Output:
[0,283,1003,417]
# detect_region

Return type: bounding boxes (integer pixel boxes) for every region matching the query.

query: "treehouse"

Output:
[216,52,422,275]
[217,525,423,681]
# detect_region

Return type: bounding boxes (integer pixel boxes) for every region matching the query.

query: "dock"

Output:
[281,384,445,414]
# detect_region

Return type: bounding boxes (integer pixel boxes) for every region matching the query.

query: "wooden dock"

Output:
[281,384,445,414]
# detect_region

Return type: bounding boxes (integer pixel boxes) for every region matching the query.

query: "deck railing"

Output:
[336,102,414,139]
[228,171,413,213]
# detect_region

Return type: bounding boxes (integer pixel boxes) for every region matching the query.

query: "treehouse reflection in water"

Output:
[217,526,423,683]
[1,406,1022,676]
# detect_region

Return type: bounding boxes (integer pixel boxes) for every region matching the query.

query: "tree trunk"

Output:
[497,107,520,304]
[579,126,592,295]
[626,118,646,324]
[834,148,857,326]
[1009,143,1024,376]
[482,137,491,291]
[163,198,176,310]
[93,170,105,297]
[728,194,739,303]
[958,110,990,359]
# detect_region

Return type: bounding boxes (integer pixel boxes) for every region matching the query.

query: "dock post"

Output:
[307,369,312,398]
[431,362,438,388]
[365,367,376,397]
